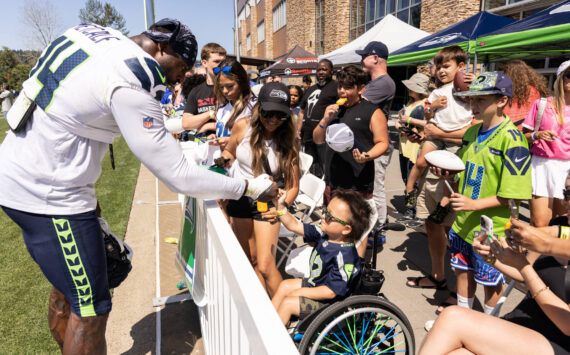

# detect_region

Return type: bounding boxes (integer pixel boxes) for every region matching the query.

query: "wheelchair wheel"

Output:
[297,295,415,355]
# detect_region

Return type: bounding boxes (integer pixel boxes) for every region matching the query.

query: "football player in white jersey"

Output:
[0,19,276,353]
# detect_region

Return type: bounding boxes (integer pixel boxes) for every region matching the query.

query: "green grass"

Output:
[0,115,140,353]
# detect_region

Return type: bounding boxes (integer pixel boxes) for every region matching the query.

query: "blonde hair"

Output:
[248,104,299,188]
[553,74,567,126]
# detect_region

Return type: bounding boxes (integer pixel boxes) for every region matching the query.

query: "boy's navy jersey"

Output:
[452,118,532,244]
[303,224,361,299]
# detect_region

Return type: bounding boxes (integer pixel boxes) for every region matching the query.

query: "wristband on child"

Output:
[318,123,327,129]
[406,117,411,125]
[209,110,215,119]
[559,226,569,240]
[276,208,288,216]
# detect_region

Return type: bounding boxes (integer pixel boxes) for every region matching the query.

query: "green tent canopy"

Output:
[475,0,570,62]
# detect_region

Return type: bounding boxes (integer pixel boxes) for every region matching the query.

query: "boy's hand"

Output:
[323,104,339,122]
[431,96,447,110]
[352,148,370,163]
[463,72,476,84]
[429,166,455,179]
[473,232,493,259]
[450,193,476,211]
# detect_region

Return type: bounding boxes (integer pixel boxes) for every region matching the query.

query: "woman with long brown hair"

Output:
[220,82,300,296]
[501,59,550,129]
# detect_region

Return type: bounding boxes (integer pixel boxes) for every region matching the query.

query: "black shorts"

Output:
[2,206,112,317]
[226,196,275,221]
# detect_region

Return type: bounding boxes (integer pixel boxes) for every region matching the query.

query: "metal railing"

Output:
[177,197,298,355]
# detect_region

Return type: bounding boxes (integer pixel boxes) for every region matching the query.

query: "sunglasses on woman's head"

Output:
[321,207,349,226]
[260,109,289,121]
[213,66,232,75]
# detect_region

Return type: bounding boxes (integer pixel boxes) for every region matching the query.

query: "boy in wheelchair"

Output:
[268,189,372,325]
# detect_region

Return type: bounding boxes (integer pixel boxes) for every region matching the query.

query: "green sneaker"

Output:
[427,203,450,224]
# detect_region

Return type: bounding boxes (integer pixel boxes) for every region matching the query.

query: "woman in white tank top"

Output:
[219,83,300,297]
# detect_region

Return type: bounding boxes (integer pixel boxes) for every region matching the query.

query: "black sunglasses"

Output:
[321,207,349,226]
[260,109,289,121]
[563,188,570,201]
[213,66,232,75]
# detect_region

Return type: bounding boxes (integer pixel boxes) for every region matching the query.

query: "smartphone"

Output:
[400,125,413,134]
[480,215,494,244]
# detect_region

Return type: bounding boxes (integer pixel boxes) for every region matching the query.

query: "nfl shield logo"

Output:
[143,117,153,129]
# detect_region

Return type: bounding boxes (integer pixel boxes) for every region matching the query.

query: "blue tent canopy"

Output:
[388,12,515,66]
[475,0,570,61]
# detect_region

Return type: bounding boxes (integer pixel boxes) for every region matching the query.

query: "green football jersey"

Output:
[452,118,532,244]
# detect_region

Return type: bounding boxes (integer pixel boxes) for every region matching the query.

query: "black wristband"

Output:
[283,201,290,208]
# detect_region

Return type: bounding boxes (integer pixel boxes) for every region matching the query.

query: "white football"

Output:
[425,150,465,172]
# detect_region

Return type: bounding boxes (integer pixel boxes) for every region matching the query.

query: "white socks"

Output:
[484,303,496,315]
[457,294,474,309]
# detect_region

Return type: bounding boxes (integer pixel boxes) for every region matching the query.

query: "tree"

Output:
[0,48,32,90]
[79,0,129,35]
[22,0,62,49]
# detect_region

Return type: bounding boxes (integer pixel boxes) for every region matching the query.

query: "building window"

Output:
[273,0,287,32]
[238,9,245,28]
[315,0,325,55]
[257,21,265,43]
[247,34,251,51]
[349,0,422,40]
[245,1,251,18]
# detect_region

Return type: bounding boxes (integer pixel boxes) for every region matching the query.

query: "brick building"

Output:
[236,0,561,61]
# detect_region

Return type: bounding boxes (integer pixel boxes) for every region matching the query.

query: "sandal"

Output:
[435,292,457,315]
[406,275,447,290]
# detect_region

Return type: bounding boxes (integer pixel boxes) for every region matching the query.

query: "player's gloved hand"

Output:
[244,174,278,201]
[164,118,184,133]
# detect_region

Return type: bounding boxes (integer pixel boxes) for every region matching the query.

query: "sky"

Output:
[0,0,236,54]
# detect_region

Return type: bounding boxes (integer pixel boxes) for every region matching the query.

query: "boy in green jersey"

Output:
[434,72,532,314]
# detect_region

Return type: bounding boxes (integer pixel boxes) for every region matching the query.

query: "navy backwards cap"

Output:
[355,41,389,59]
[454,71,513,98]
[143,18,197,67]
[258,82,292,116]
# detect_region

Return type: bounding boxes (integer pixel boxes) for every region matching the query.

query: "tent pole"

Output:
[473,54,477,74]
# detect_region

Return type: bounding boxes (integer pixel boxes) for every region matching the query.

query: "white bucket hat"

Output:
[326,123,354,152]
[557,59,570,77]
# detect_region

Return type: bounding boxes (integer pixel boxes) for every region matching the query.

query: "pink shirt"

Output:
[522,97,570,160]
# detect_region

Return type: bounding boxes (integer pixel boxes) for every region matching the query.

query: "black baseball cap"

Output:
[355,41,389,59]
[258,82,292,116]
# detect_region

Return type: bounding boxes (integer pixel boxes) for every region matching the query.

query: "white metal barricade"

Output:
[190,199,299,355]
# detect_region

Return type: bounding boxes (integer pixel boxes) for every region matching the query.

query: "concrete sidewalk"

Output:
[106,122,525,353]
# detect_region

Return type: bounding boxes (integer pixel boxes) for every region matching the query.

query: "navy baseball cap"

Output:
[355,41,389,59]
[258,82,292,116]
[454,72,513,98]
[143,18,198,67]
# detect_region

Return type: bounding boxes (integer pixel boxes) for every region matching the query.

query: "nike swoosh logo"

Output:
[514,157,526,163]
[155,67,166,84]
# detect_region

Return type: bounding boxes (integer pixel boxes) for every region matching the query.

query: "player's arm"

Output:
[111,87,246,200]
[290,286,336,301]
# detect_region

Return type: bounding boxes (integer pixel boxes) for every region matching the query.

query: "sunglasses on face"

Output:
[260,109,289,121]
[213,66,232,75]
[321,207,349,226]
[563,188,570,201]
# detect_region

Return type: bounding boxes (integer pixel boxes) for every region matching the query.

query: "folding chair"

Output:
[276,173,326,268]
[299,151,313,177]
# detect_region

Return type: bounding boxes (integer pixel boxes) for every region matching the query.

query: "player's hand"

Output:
[431,96,447,110]
[352,148,370,164]
[535,130,558,142]
[450,193,476,211]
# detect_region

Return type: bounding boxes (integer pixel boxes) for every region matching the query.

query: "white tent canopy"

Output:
[319,15,430,65]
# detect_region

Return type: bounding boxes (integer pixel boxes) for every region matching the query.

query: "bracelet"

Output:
[531,131,537,140]
[276,208,288,216]
[209,110,215,119]
[559,226,570,240]
[532,286,549,299]
[406,117,411,125]
[283,201,290,208]
[318,123,327,129]
[296,130,301,134]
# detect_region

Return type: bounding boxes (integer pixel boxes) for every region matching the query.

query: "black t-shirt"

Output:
[324,100,378,192]
[300,80,338,143]
[184,82,216,115]
[362,74,395,118]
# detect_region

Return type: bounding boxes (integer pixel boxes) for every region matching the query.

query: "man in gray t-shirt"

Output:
[356,41,396,228]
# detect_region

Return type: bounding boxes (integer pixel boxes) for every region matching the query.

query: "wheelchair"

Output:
[290,223,415,355]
